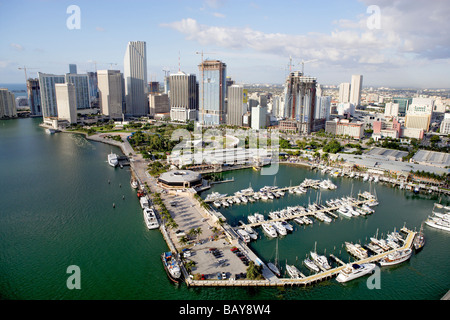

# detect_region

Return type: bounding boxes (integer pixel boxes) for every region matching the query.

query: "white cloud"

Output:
[212,12,226,18]
[10,43,24,51]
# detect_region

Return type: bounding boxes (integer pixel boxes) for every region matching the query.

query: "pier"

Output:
[185,227,416,287]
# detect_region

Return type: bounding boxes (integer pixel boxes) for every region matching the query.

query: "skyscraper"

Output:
[350,75,363,107]
[198,59,227,126]
[27,78,41,116]
[283,71,317,134]
[55,83,77,124]
[69,64,77,74]
[124,41,148,117]
[169,71,198,122]
[97,70,124,119]
[339,82,351,103]
[227,85,247,127]
[65,73,91,110]
[38,72,65,118]
[0,88,17,119]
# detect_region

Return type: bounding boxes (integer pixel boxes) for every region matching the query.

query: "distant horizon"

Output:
[2,82,450,92]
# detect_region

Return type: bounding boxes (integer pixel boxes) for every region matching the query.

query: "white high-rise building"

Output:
[55,83,77,124]
[124,41,148,117]
[97,70,124,119]
[251,105,267,130]
[339,83,351,103]
[350,75,363,107]
[384,102,399,117]
[38,72,65,118]
[65,73,90,110]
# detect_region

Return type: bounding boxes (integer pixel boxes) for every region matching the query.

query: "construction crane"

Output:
[18,66,39,83]
[18,66,39,101]
[195,50,216,126]
[299,59,318,75]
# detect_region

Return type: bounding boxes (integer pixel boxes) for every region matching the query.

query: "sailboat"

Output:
[267,238,281,277]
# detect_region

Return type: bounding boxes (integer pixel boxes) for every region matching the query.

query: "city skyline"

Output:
[1,0,450,88]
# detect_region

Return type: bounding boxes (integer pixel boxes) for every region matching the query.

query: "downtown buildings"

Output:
[0,88,17,119]
[124,41,148,117]
[97,70,124,120]
[168,71,197,122]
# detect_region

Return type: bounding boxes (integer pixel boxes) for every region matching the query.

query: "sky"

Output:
[1,0,449,88]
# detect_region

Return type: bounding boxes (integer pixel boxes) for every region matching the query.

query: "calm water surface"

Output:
[0,118,448,300]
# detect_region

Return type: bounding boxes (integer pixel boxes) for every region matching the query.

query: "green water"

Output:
[0,118,449,300]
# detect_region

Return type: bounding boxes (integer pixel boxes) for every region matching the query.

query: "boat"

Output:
[254,213,265,222]
[143,208,159,229]
[108,152,119,167]
[140,195,150,209]
[213,201,221,208]
[248,215,257,224]
[425,216,450,232]
[310,251,331,270]
[286,264,301,279]
[345,242,368,259]
[245,227,258,240]
[272,221,287,236]
[303,258,320,272]
[303,216,313,225]
[161,252,182,283]
[337,206,353,218]
[336,263,376,283]
[45,128,57,134]
[130,179,138,189]
[237,229,251,243]
[280,221,294,232]
[267,262,280,276]
[379,248,413,266]
[261,223,278,238]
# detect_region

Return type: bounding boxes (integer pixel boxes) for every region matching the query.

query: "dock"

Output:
[185,227,417,287]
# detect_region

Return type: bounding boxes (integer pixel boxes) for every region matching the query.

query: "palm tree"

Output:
[196,227,202,241]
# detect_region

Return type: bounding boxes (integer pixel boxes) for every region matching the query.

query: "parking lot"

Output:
[183,241,249,280]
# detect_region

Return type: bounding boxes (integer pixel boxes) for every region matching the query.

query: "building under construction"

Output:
[280,71,318,134]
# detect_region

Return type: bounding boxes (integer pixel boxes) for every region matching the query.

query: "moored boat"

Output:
[161,252,182,283]
[336,263,376,283]
[286,264,301,279]
[379,248,412,266]
[108,152,119,167]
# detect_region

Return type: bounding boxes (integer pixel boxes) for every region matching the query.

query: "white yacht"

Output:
[303,257,320,272]
[310,251,331,270]
[143,208,159,230]
[261,223,277,238]
[272,221,287,236]
[213,201,221,208]
[281,221,294,232]
[336,263,376,283]
[286,264,301,279]
[337,206,353,218]
[255,213,265,222]
[425,216,450,232]
[237,229,251,243]
[108,152,119,167]
[140,195,150,209]
[303,216,313,225]
[245,227,258,240]
[379,248,412,266]
[248,215,257,224]
[294,217,304,225]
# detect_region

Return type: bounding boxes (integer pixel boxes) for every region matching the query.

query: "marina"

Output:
[1,118,449,300]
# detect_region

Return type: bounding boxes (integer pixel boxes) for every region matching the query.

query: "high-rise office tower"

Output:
[55,83,77,124]
[169,71,198,122]
[198,60,227,126]
[0,88,17,119]
[97,70,124,119]
[339,82,351,103]
[27,78,41,116]
[283,71,317,134]
[124,41,148,117]
[38,72,65,118]
[226,85,248,127]
[87,72,99,107]
[65,73,91,110]
[69,64,77,74]
[350,75,363,107]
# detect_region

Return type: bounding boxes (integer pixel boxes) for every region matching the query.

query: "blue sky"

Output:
[1,0,449,88]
